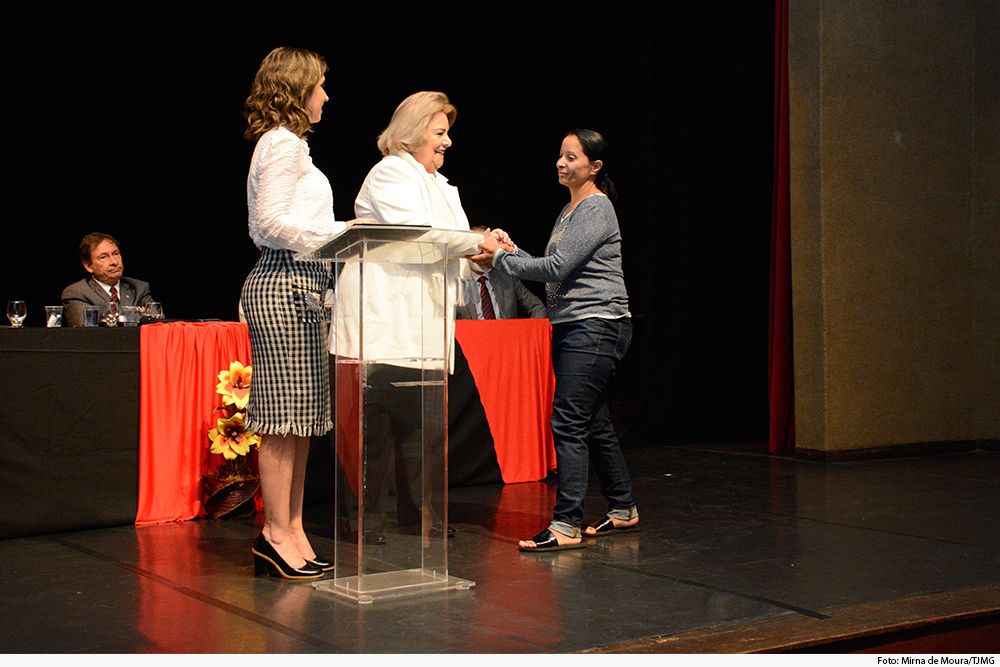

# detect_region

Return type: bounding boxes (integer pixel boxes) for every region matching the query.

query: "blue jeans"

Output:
[548,317,636,537]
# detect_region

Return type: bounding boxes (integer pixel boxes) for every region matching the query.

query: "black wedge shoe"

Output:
[252,535,324,580]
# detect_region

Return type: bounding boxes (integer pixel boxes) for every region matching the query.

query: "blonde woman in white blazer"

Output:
[336,91,471,367]
[334,91,471,540]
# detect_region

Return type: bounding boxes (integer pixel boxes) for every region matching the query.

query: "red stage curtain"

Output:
[455,319,556,483]
[137,322,253,525]
[769,0,795,455]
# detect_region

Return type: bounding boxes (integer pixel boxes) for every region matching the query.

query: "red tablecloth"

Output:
[137,322,252,525]
[454,319,556,483]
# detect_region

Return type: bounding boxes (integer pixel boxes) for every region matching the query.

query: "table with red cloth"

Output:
[139,319,556,525]
[0,320,556,537]
[453,319,556,484]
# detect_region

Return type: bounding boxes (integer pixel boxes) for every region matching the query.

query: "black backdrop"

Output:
[3,1,774,445]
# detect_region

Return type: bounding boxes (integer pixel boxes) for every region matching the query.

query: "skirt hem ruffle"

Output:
[248,420,333,438]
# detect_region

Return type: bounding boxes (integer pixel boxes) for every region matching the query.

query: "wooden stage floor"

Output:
[2,445,997,653]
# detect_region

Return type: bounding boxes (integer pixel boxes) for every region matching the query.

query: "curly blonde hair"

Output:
[244,47,327,141]
[377,91,457,156]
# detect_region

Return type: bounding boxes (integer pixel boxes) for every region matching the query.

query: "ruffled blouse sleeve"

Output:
[248,128,343,253]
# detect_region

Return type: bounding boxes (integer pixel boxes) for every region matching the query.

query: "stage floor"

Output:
[2,445,998,653]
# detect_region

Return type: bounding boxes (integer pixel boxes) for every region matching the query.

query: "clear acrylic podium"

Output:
[298,225,482,603]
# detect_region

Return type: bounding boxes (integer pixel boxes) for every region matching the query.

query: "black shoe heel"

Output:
[251,535,323,580]
[254,554,276,577]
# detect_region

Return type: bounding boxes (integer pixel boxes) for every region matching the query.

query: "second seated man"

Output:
[457,226,547,320]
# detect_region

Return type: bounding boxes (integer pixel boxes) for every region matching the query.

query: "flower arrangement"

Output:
[204,361,260,519]
[209,361,260,478]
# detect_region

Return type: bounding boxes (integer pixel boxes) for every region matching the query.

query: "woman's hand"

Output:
[489,228,514,247]
[467,234,510,269]
[482,228,515,253]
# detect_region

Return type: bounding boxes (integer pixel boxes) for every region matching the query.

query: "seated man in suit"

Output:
[62,233,155,327]
[459,227,547,320]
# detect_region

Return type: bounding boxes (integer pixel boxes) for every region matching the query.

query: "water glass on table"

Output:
[45,306,63,327]
[122,306,141,327]
[7,301,26,327]
[83,306,100,327]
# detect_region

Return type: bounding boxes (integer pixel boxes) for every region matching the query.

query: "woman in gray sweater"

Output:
[473,129,638,551]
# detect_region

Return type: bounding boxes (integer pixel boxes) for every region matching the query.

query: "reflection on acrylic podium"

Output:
[300,225,482,603]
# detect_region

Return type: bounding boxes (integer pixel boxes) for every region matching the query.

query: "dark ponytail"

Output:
[568,129,617,202]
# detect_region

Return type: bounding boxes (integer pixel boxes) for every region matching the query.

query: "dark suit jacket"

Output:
[61,277,154,327]
[457,270,547,320]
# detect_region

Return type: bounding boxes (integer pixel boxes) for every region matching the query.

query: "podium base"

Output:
[313,568,475,604]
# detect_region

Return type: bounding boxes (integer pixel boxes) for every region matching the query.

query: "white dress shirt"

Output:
[469,268,505,319]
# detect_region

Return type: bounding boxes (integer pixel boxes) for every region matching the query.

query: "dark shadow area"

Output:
[3,0,774,447]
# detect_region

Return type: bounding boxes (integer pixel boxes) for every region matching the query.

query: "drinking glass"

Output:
[82,306,100,327]
[101,301,119,327]
[145,302,164,320]
[122,306,140,326]
[45,306,64,327]
[7,301,26,327]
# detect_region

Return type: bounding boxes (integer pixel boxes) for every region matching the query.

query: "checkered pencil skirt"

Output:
[241,247,333,437]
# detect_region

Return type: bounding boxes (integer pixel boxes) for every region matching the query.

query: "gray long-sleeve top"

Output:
[493,193,630,325]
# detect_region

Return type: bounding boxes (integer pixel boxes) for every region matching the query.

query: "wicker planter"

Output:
[203,474,259,520]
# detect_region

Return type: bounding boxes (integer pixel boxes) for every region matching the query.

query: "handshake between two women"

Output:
[467,228,514,270]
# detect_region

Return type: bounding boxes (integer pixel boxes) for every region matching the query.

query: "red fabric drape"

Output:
[455,319,556,483]
[137,322,253,525]
[334,359,362,497]
[769,0,795,455]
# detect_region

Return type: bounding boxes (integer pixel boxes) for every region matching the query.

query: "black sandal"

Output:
[586,515,639,536]
[518,529,585,552]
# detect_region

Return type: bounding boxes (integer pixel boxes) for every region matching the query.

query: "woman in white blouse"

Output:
[240,47,373,579]
[335,91,471,540]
